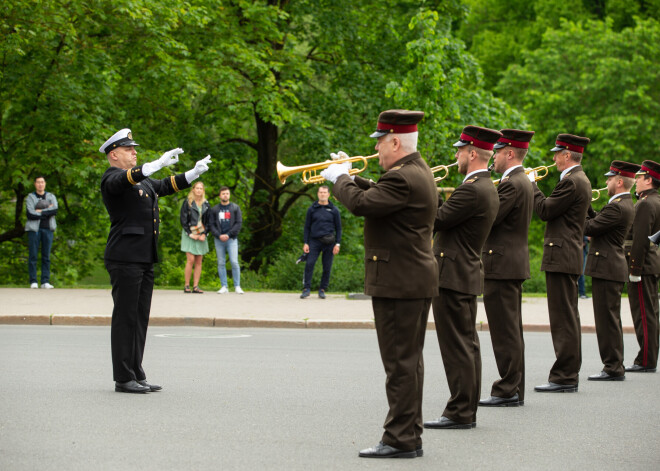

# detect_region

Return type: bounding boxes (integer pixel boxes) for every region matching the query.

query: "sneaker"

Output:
[300,288,311,299]
[579,295,590,299]
[235,286,244,294]
[41,283,54,289]
[318,289,326,299]
[217,286,228,294]
[30,283,38,289]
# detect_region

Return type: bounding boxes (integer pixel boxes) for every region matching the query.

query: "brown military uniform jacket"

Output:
[584,193,634,282]
[534,165,592,275]
[434,170,499,295]
[629,189,660,276]
[333,152,438,298]
[483,166,534,280]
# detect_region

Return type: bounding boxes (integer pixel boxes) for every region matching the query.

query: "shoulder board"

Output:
[390,164,403,171]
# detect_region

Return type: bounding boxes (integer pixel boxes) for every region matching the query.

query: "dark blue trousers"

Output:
[303,238,335,291]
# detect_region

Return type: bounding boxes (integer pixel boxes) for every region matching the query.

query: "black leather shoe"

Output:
[358,441,417,458]
[318,289,326,299]
[534,382,578,393]
[416,445,423,457]
[115,380,150,393]
[423,416,473,429]
[588,371,625,381]
[137,380,162,391]
[479,393,521,407]
[300,289,310,299]
[625,364,657,373]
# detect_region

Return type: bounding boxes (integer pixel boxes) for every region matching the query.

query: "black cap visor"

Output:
[370,129,390,138]
[453,139,470,147]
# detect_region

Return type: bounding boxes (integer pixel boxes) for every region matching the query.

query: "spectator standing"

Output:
[209,186,244,294]
[180,181,210,293]
[301,185,342,299]
[25,176,58,289]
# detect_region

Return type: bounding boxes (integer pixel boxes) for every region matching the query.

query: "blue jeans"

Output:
[578,244,588,296]
[28,229,53,284]
[214,237,240,287]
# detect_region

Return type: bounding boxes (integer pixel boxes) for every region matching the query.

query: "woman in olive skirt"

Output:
[180,181,210,293]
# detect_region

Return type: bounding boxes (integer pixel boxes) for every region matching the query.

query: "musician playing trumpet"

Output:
[320,110,437,459]
[583,161,636,381]
[479,129,535,408]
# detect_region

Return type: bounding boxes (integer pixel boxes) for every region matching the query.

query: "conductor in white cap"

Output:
[100,129,212,393]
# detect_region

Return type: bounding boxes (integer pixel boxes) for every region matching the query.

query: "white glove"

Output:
[185,155,212,183]
[330,150,350,163]
[629,274,642,283]
[525,167,537,183]
[143,148,185,176]
[321,162,351,184]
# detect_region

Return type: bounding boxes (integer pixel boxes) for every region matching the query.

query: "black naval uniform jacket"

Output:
[584,194,634,282]
[101,165,190,263]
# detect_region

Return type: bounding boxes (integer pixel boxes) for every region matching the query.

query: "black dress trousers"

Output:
[105,260,155,383]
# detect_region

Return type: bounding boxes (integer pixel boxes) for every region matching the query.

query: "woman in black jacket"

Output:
[180,181,210,293]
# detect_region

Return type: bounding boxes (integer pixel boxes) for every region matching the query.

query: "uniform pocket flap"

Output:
[365,248,390,262]
[483,245,504,256]
[122,226,144,235]
[544,238,563,248]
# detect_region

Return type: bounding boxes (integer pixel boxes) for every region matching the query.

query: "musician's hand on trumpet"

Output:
[525,168,538,183]
[321,151,353,184]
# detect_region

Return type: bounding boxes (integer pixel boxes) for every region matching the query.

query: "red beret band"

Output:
[556,140,584,153]
[641,165,660,180]
[610,167,637,178]
[460,133,495,151]
[496,138,529,149]
[376,123,418,134]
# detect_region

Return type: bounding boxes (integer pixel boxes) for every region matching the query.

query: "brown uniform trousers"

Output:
[333,152,438,451]
[584,194,634,376]
[433,170,499,424]
[627,189,660,369]
[482,166,534,400]
[533,165,592,385]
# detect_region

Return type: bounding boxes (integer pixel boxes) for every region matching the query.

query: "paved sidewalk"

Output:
[0,288,635,332]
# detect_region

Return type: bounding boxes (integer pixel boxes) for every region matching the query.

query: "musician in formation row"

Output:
[319,109,659,458]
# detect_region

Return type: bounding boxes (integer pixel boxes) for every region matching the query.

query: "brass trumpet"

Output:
[493,162,557,185]
[592,187,608,201]
[431,162,458,182]
[277,153,379,184]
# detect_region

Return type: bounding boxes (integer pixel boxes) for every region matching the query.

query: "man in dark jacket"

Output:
[532,134,592,392]
[208,186,243,294]
[100,128,211,393]
[301,185,342,299]
[424,125,500,430]
[584,160,636,380]
[321,109,437,459]
[626,160,660,373]
[479,129,535,408]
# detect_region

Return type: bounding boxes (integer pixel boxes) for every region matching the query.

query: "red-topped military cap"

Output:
[550,134,590,153]
[493,129,535,150]
[604,160,640,177]
[453,125,503,151]
[370,109,425,138]
[636,160,660,181]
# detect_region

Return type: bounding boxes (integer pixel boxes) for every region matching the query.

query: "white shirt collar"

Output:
[463,168,488,183]
[608,192,629,204]
[502,164,523,179]
[560,164,580,180]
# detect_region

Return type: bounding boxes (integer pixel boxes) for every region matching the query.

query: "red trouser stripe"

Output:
[637,282,649,366]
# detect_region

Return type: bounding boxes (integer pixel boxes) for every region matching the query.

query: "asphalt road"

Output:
[1,326,658,470]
